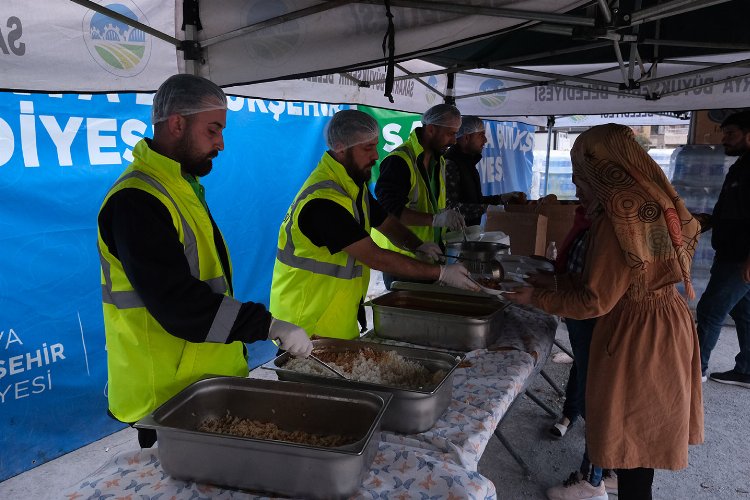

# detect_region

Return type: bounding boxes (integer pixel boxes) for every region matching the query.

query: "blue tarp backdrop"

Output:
[0,91,533,480]
[0,91,343,480]
[480,120,535,196]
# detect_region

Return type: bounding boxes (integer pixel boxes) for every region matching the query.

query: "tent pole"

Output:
[182,0,201,76]
[446,73,456,105]
[543,116,555,197]
[184,25,198,75]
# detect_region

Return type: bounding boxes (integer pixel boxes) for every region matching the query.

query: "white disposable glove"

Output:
[268,318,313,358]
[432,209,466,231]
[438,264,481,291]
[415,241,442,262]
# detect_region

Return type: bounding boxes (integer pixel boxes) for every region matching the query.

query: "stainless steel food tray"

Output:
[135,376,389,499]
[262,338,463,434]
[369,288,508,351]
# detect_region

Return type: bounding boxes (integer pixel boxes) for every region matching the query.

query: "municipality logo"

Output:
[425,76,439,105]
[478,79,508,109]
[83,2,151,77]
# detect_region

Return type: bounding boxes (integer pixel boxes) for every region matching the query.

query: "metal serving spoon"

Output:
[308,353,348,379]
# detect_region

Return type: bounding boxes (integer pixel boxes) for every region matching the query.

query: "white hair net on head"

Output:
[422,104,461,128]
[325,109,379,152]
[457,116,486,138]
[151,74,227,124]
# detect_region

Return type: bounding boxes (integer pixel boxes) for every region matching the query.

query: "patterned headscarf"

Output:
[570,124,700,299]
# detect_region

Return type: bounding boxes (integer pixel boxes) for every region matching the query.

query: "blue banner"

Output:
[358,109,534,197]
[0,91,346,480]
[480,121,535,195]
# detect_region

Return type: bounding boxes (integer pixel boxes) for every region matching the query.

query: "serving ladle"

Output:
[432,253,505,281]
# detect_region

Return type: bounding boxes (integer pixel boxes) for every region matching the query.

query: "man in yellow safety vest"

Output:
[97,74,312,447]
[270,110,478,340]
[372,104,466,289]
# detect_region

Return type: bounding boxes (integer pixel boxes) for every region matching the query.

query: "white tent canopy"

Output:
[2,0,585,94]
[3,0,748,122]
[233,53,750,119]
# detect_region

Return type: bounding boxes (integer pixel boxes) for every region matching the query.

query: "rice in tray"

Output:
[198,411,358,447]
[284,347,446,390]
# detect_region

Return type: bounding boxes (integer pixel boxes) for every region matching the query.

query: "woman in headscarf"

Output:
[508,124,704,499]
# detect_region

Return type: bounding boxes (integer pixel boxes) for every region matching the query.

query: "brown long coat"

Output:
[534,213,704,470]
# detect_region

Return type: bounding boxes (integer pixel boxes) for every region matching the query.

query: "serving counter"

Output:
[63,304,556,500]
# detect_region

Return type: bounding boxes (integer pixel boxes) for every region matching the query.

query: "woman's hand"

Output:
[505,285,534,305]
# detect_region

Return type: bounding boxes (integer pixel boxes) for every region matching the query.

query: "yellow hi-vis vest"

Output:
[97,139,248,423]
[371,130,447,257]
[270,152,370,339]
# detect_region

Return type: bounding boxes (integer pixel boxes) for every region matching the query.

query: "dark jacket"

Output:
[711,152,750,261]
[444,145,501,226]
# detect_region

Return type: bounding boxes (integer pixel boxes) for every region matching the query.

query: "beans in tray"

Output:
[284,347,446,390]
[476,277,504,290]
[198,411,358,447]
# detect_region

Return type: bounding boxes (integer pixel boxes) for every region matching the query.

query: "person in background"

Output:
[529,183,616,499]
[270,110,479,340]
[507,124,703,500]
[444,115,526,226]
[97,74,312,448]
[372,104,466,289]
[693,110,750,388]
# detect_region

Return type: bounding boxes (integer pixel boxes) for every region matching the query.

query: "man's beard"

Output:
[724,145,745,157]
[178,136,217,177]
[429,138,450,157]
[343,150,373,184]
[351,166,373,185]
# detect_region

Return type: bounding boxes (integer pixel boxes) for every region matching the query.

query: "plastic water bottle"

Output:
[545,241,558,261]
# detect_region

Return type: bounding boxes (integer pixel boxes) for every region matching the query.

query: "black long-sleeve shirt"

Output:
[711,153,750,262]
[298,187,388,254]
[444,145,502,226]
[375,154,415,218]
[98,188,271,344]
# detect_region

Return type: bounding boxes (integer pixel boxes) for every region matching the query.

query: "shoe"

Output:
[701,372,707,383]
[546,471,608,500]
[549,416,574,438]
[709,369,750,388]
[602,469,618,495]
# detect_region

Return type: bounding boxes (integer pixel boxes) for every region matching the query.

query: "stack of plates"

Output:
[496,255,554,280]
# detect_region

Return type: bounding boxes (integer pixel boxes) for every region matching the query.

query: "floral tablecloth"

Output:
[63,306,555,500]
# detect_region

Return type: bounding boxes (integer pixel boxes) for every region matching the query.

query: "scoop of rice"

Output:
[284,347,446,390]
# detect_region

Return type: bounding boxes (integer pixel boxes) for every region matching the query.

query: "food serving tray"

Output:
[369,287,508,351]
[262,338,463,434]
[135,376,389,499]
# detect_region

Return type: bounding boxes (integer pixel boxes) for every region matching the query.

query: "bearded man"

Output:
[97,74,312,447]
[270,109,477,339]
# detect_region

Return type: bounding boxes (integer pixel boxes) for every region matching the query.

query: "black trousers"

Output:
[108,409,157,448]
[616,467,654,500]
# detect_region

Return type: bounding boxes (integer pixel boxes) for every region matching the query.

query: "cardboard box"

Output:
[484,211,547,256]
[691,109,748,145]
[505,203,579,252]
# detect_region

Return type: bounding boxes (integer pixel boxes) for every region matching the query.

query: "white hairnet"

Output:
[151,74,227,124]
[325,109,379,151]
[422,104,461,128]
[457,116,486,138]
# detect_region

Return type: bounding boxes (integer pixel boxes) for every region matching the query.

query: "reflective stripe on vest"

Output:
[276,180,363,280]
[100,171,228,309]
[394,145,421,208]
